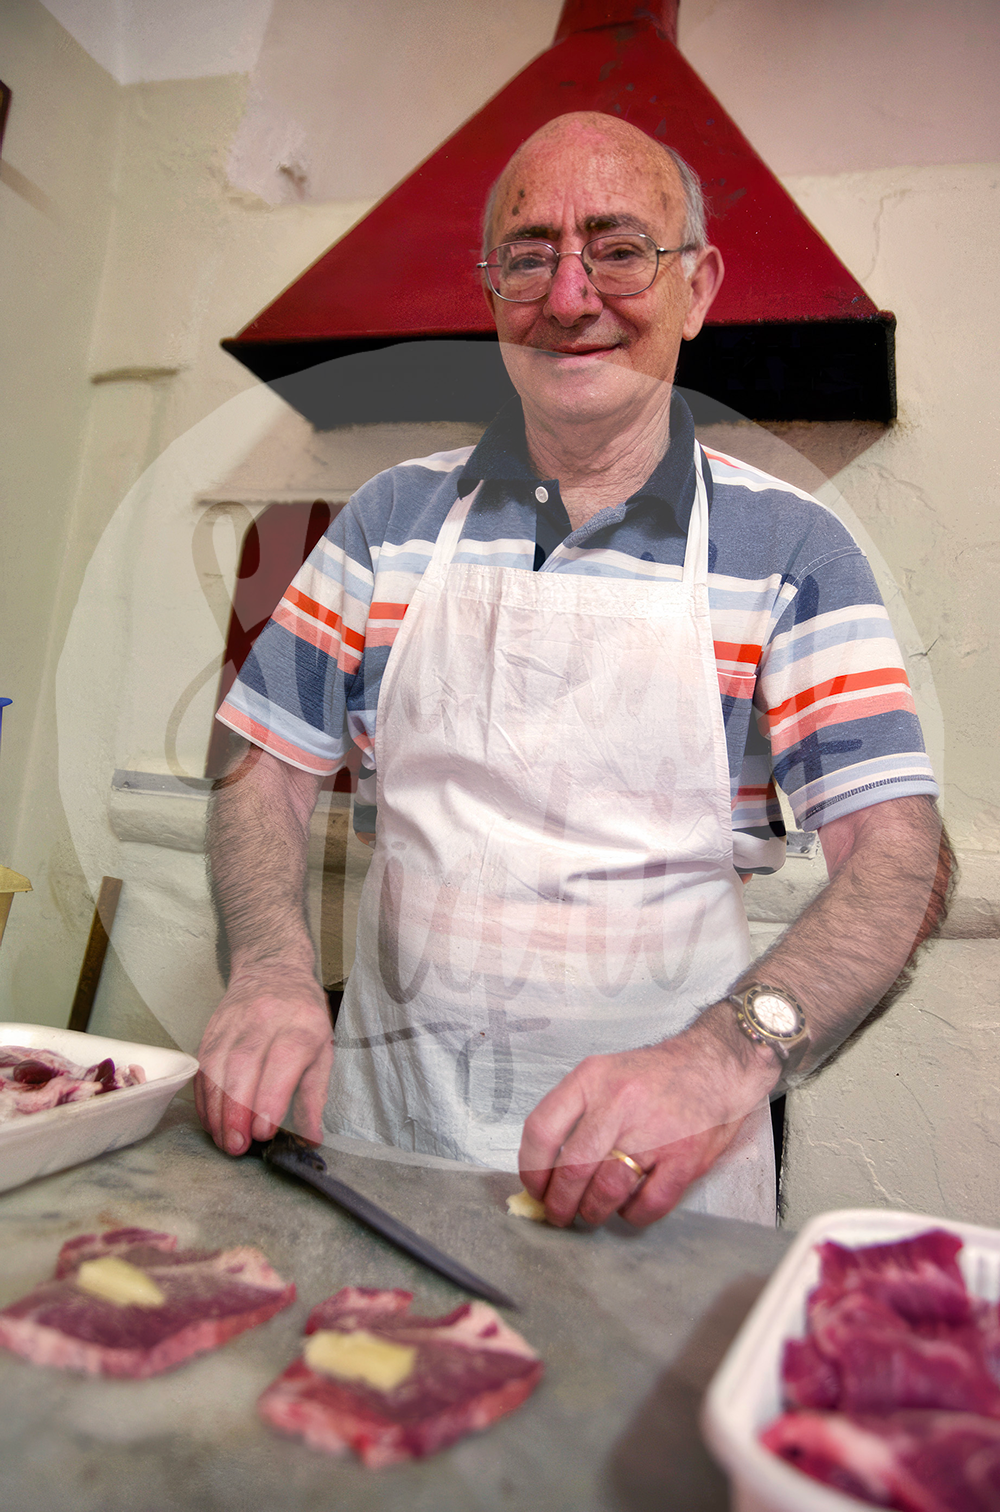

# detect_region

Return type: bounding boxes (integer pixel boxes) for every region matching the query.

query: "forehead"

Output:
[493,129,682,241]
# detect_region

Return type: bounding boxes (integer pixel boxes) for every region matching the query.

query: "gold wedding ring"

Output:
[608,1147,648,1180]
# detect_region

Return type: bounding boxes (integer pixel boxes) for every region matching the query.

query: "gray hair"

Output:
[481,139,708,264]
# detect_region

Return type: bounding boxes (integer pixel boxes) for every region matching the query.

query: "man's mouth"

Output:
[538,343,619,359]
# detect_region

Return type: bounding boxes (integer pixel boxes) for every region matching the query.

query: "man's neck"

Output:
[522,391,673,532]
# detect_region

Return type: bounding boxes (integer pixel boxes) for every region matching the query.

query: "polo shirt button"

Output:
[535,486,549,503]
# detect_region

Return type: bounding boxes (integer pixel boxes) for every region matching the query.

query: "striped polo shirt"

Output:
[218,391,937,872]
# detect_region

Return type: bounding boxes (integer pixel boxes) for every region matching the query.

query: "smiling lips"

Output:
[537,343,620,358]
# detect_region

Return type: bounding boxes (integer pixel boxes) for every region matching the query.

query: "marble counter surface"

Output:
[0,1097,793,1512]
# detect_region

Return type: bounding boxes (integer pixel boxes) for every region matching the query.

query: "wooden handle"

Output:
[67,877,123,1034]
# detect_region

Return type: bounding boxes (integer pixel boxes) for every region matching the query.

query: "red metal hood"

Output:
[223,0,894,424]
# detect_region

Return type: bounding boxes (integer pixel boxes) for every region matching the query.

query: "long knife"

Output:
[249,1130,517,1310]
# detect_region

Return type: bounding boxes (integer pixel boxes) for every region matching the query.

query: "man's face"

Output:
[485,122,720,431]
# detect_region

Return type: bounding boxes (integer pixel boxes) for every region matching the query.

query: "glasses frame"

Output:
[477,233,698,303]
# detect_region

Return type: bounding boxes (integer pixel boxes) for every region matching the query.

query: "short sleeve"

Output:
[756,542,938,830]
[216,501,377,775]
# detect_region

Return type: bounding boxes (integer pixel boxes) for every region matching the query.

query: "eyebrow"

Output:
[496,211,655,244]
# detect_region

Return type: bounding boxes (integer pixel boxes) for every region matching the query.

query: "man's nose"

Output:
[542,251,603,324]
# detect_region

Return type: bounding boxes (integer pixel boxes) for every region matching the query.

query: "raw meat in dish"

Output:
[802,1289,1000,1416]
[782,1335,841,1410]
[0,1227,295,1378]
[764,1228,1000,1511]
[762,1409,1000,1512]
[258,1285,543,1467]
[812,1231,972,1326]
[0,1045,145,1123]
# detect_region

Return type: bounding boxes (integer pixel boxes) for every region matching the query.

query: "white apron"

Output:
[327,444,775,1224]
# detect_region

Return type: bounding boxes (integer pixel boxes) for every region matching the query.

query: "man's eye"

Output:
[506,250,550,274]
[592,239,644,266]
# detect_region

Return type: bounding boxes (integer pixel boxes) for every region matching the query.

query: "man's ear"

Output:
[481,276,498,324]
[682,246,724,342]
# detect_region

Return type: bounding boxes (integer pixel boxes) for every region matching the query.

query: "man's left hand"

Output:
[518,1012,778,1228]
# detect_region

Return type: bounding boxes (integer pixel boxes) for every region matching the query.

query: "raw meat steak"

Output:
[813,1230,972,1325]
[0,1227,295,1378]
[782,1335,841,1410]
[763,1409,1000,1512]
[0,1045,145,1124]
[258,1285,543,1467]
[801,1289,1000,1416]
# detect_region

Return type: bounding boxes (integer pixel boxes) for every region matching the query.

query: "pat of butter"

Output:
[304,1329,417,1391]
[76,1257,166,1308]
[506,1189,548,1222]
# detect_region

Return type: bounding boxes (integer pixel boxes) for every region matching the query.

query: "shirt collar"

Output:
[457,388,698,535]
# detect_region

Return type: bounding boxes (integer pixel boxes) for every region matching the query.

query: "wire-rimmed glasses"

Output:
[477,232,696,303]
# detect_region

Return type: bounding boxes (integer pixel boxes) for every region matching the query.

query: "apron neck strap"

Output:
[430,484,481,571]
[682,442,710,587]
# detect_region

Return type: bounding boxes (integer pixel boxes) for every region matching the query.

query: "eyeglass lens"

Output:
[487,234,660,301]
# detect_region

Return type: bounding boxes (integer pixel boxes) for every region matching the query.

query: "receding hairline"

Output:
[481,113,707,258]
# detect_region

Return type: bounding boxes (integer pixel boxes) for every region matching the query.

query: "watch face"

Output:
[748,990,804,1039]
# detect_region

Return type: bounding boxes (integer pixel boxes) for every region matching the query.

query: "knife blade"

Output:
[250,1130,517,1310]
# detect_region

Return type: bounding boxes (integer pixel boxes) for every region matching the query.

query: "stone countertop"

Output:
[0,1098,793,1512]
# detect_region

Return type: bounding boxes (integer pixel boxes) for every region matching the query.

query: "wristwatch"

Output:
[727,984,809,1065]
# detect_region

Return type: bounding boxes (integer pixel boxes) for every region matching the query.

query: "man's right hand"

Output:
[195,740,331,1156]
[194,967,334,1156]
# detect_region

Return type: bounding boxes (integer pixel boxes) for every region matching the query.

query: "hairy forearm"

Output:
[726,796,954,1085]
[207,741,324,981]
[523,797,953,1229]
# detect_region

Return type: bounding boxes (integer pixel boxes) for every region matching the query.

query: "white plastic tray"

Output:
[0,1023,198,1194]
[701,1207,1000,1512]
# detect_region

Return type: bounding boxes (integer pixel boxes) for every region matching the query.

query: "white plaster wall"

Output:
[678,0,1000,174]
[39,0,274,86]
[779,164,1000,850]
[0,2,120,1013]
[0,38,374,1034]
[226,0,564,205]
[781,942,1000,1230]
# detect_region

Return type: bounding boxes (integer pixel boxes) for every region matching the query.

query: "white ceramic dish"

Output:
[0,1023,198,1194]
[701,1207,1000,1512]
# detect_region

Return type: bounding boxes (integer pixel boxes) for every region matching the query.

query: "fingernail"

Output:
[226,1131,246,1156]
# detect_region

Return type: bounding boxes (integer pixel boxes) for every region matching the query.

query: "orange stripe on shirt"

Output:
[714,640,761,666]
[216,704,337,775]
[369,600,409,623]
[770,690,916,755]
[272,602,338,654]
[285,586,365,654]
[271,604,360,672]
[766,666,910,726]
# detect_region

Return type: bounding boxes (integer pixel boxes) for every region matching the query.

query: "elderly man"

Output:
[196,113,948,1228]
